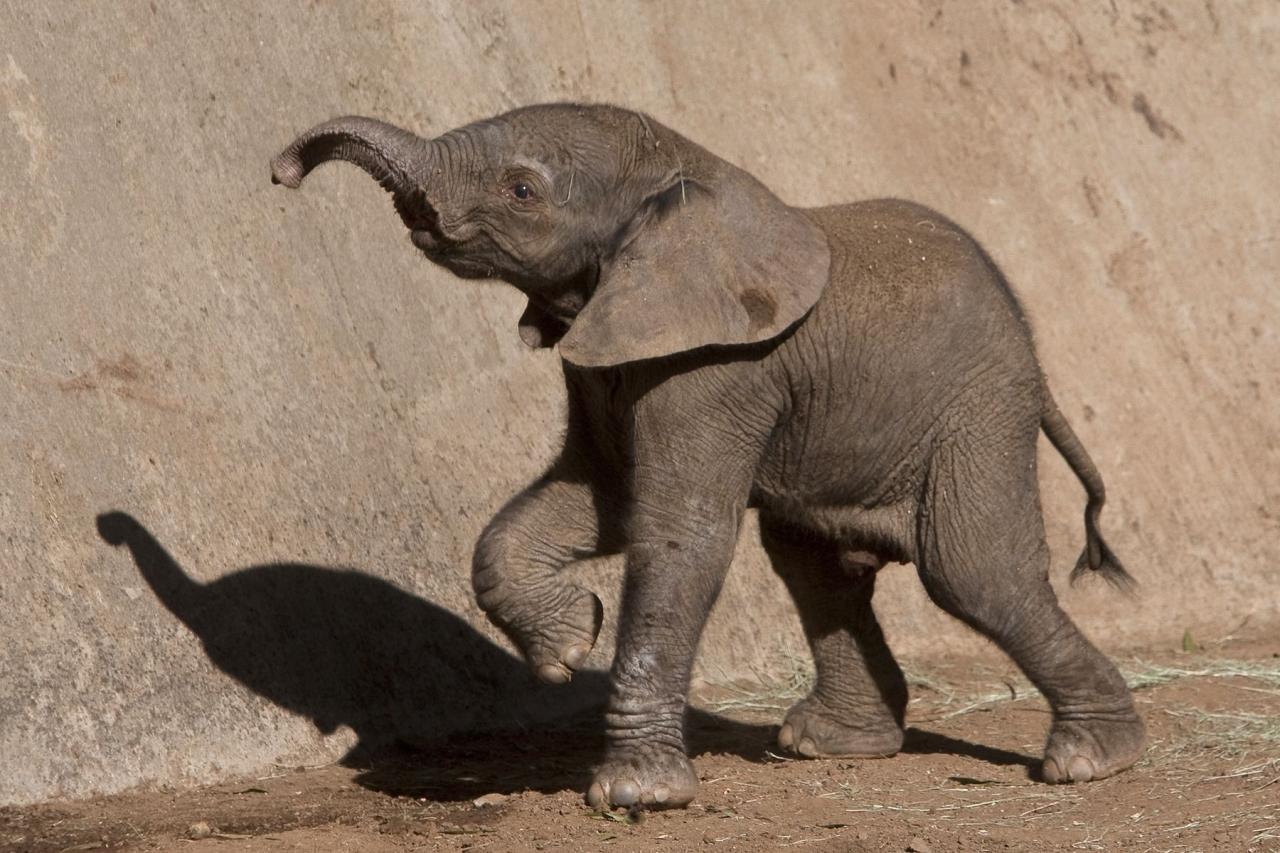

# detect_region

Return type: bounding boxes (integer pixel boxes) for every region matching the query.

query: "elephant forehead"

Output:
[499,102,639,136]
[496,105,648,169]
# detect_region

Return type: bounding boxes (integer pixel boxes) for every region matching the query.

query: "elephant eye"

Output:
[511,182,533,201]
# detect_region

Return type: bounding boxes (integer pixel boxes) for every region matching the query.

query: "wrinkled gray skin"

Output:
[271,104,1144,809]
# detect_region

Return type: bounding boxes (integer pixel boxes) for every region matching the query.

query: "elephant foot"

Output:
[1041,713,1146,784]
[777,695,904,758]
[479,580,603,684]
[586,745,698,810]
[523,584,603,684]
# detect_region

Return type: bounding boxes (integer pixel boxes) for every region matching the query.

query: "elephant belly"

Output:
[750,418,927,566]
[752,489,920,566]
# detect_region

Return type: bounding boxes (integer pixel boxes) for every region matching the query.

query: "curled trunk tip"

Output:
[271,152,306,188]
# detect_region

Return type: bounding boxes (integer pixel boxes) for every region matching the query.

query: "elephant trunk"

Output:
[271,116,437,227]
[97,511,207,632]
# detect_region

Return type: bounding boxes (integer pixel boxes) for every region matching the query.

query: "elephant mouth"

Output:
[405,204,497,279]
[409,227,447,253]
[410,228,496,279]
[408,206,466,258]
[405,198,448,245]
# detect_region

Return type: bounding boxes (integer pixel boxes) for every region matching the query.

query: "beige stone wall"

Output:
[2,0,1276,804]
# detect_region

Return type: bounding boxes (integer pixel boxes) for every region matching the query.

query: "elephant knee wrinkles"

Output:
[1054,703,1138,722]
[631,520,737,559]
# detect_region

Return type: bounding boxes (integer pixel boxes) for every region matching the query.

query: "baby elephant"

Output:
[271,103,1144,808]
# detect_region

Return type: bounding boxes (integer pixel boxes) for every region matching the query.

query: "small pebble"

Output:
[187,821,212,840]
[906,837,932,853]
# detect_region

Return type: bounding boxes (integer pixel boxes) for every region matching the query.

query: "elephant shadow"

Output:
[94,511,778,800]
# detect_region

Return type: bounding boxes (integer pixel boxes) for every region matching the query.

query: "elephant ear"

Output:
[557,167,830,368]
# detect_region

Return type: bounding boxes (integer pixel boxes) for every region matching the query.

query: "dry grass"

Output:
[920,658,1280,722]
[699,651,814,715]
[1122,659,1280,692]
[1144,706,1280,783]
[703,655,1280,720]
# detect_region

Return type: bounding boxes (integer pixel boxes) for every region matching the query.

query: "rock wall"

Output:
[2,0,1276,805]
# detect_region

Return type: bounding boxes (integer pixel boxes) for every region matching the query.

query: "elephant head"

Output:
[271,104,830,366]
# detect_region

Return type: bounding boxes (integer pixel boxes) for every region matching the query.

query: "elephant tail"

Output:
[1040,393,1136,592]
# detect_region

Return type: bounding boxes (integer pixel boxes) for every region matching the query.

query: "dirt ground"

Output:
[5,637,1278,853]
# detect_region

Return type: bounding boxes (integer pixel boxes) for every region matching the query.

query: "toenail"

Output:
[778,723,795,749]
[799,737,817,756]
[563,643,590,669]
[1068,755,1096,782]
[536,663,570,684]
[1042,757,1064,784]
[612,779,640,807]
[586,782,605,808]
[653,785,669,803]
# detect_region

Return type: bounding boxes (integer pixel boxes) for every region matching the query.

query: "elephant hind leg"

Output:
[760,515,907,759]
[473,468,623,684]
[916,438,1144,783]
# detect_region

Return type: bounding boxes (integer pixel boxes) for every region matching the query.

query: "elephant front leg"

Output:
[587,515,742,809]
[472,469,623,683]
[587,433,762,807]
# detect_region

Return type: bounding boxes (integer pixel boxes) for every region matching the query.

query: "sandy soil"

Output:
[6,640,1278,853]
